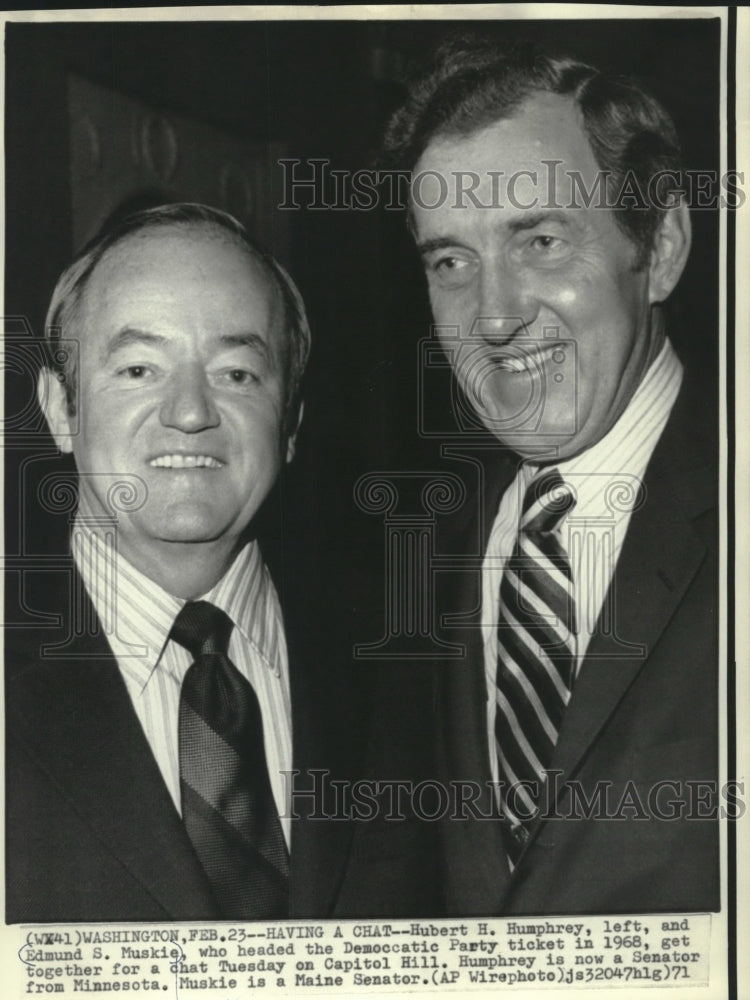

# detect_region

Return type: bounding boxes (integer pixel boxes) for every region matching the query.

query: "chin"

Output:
[502,439,571,461]
[133,507,238,545]
[482,402,583,457]
[486,424,578,459]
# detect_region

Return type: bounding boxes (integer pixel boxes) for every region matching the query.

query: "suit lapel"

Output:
[548,478,708,787]
[439,449,518,912]
[441,376,717,890]
[11,580,220,919]
[12,540,365,919]
[525,377,716,839]
[286,618,358,916]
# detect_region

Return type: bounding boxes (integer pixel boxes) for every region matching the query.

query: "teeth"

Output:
[496,350,546,373]
[497,356,528,373]
[149,455,223,469]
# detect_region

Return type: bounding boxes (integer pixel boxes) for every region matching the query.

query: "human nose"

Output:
[470,263,539,345]
[159,366,220,433]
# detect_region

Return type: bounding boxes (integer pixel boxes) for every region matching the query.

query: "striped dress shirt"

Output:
[482,338,684,788]
[72,524,293,846]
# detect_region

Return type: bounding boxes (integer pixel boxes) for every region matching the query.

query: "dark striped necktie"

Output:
[495,469,577,865]
[172,600,289,918]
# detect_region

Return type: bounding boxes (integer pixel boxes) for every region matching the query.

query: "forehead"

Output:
[77,224,283,343]
[413,92,601,220]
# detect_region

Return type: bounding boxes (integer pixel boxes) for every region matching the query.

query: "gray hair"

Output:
[384,36,684,268]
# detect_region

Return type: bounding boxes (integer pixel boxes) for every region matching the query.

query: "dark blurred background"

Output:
[5,18,721,646]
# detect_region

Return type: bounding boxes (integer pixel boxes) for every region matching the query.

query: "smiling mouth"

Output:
[149,454,224,469]
[492,346,559,373]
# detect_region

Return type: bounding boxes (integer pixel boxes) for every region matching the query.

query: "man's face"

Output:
[50,225,294,572]
[412,93,664,460]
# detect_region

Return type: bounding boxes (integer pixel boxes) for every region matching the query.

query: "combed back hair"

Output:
[44,202,311,425]
[384,36,684,267]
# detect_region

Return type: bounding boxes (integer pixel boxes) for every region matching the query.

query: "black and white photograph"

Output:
[3,5,745,998]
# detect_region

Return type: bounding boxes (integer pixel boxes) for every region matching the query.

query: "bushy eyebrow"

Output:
[417,211,579,257]
[418,236,468,256]
[219,333,270,360]
[104,328,167,360]
[104,328,270,361]
[507,210,576,234]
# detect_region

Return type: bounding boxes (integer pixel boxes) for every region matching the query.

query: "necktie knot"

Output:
[521,468,576,535]
[170,601,233,659]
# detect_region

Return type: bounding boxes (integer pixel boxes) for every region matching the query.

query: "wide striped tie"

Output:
[495,469,577,864]
[173,601,289,918]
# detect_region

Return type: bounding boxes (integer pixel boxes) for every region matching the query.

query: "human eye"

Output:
[228,368,259,385]
[522,230,572,266]
[531,234,561,250]
[214,367,261,390]
[115,363,157,381]
[425,253,476,289]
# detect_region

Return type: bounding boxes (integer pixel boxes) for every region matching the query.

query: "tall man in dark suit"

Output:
[384,39,719,914]
[6,202,406,922]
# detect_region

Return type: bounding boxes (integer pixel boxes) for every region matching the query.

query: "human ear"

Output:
[285,400,304,463]
[648,199,692,304]
[37,367,74,453]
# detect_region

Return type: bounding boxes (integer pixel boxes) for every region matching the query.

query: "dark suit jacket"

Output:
[434,372,720,915]
[6,561,439,922]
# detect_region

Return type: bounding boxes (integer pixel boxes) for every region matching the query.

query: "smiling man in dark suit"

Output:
[384,38,719,914]
[6,202,368,922]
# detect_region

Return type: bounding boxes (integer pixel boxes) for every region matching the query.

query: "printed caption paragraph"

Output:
[15,914,711,996]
